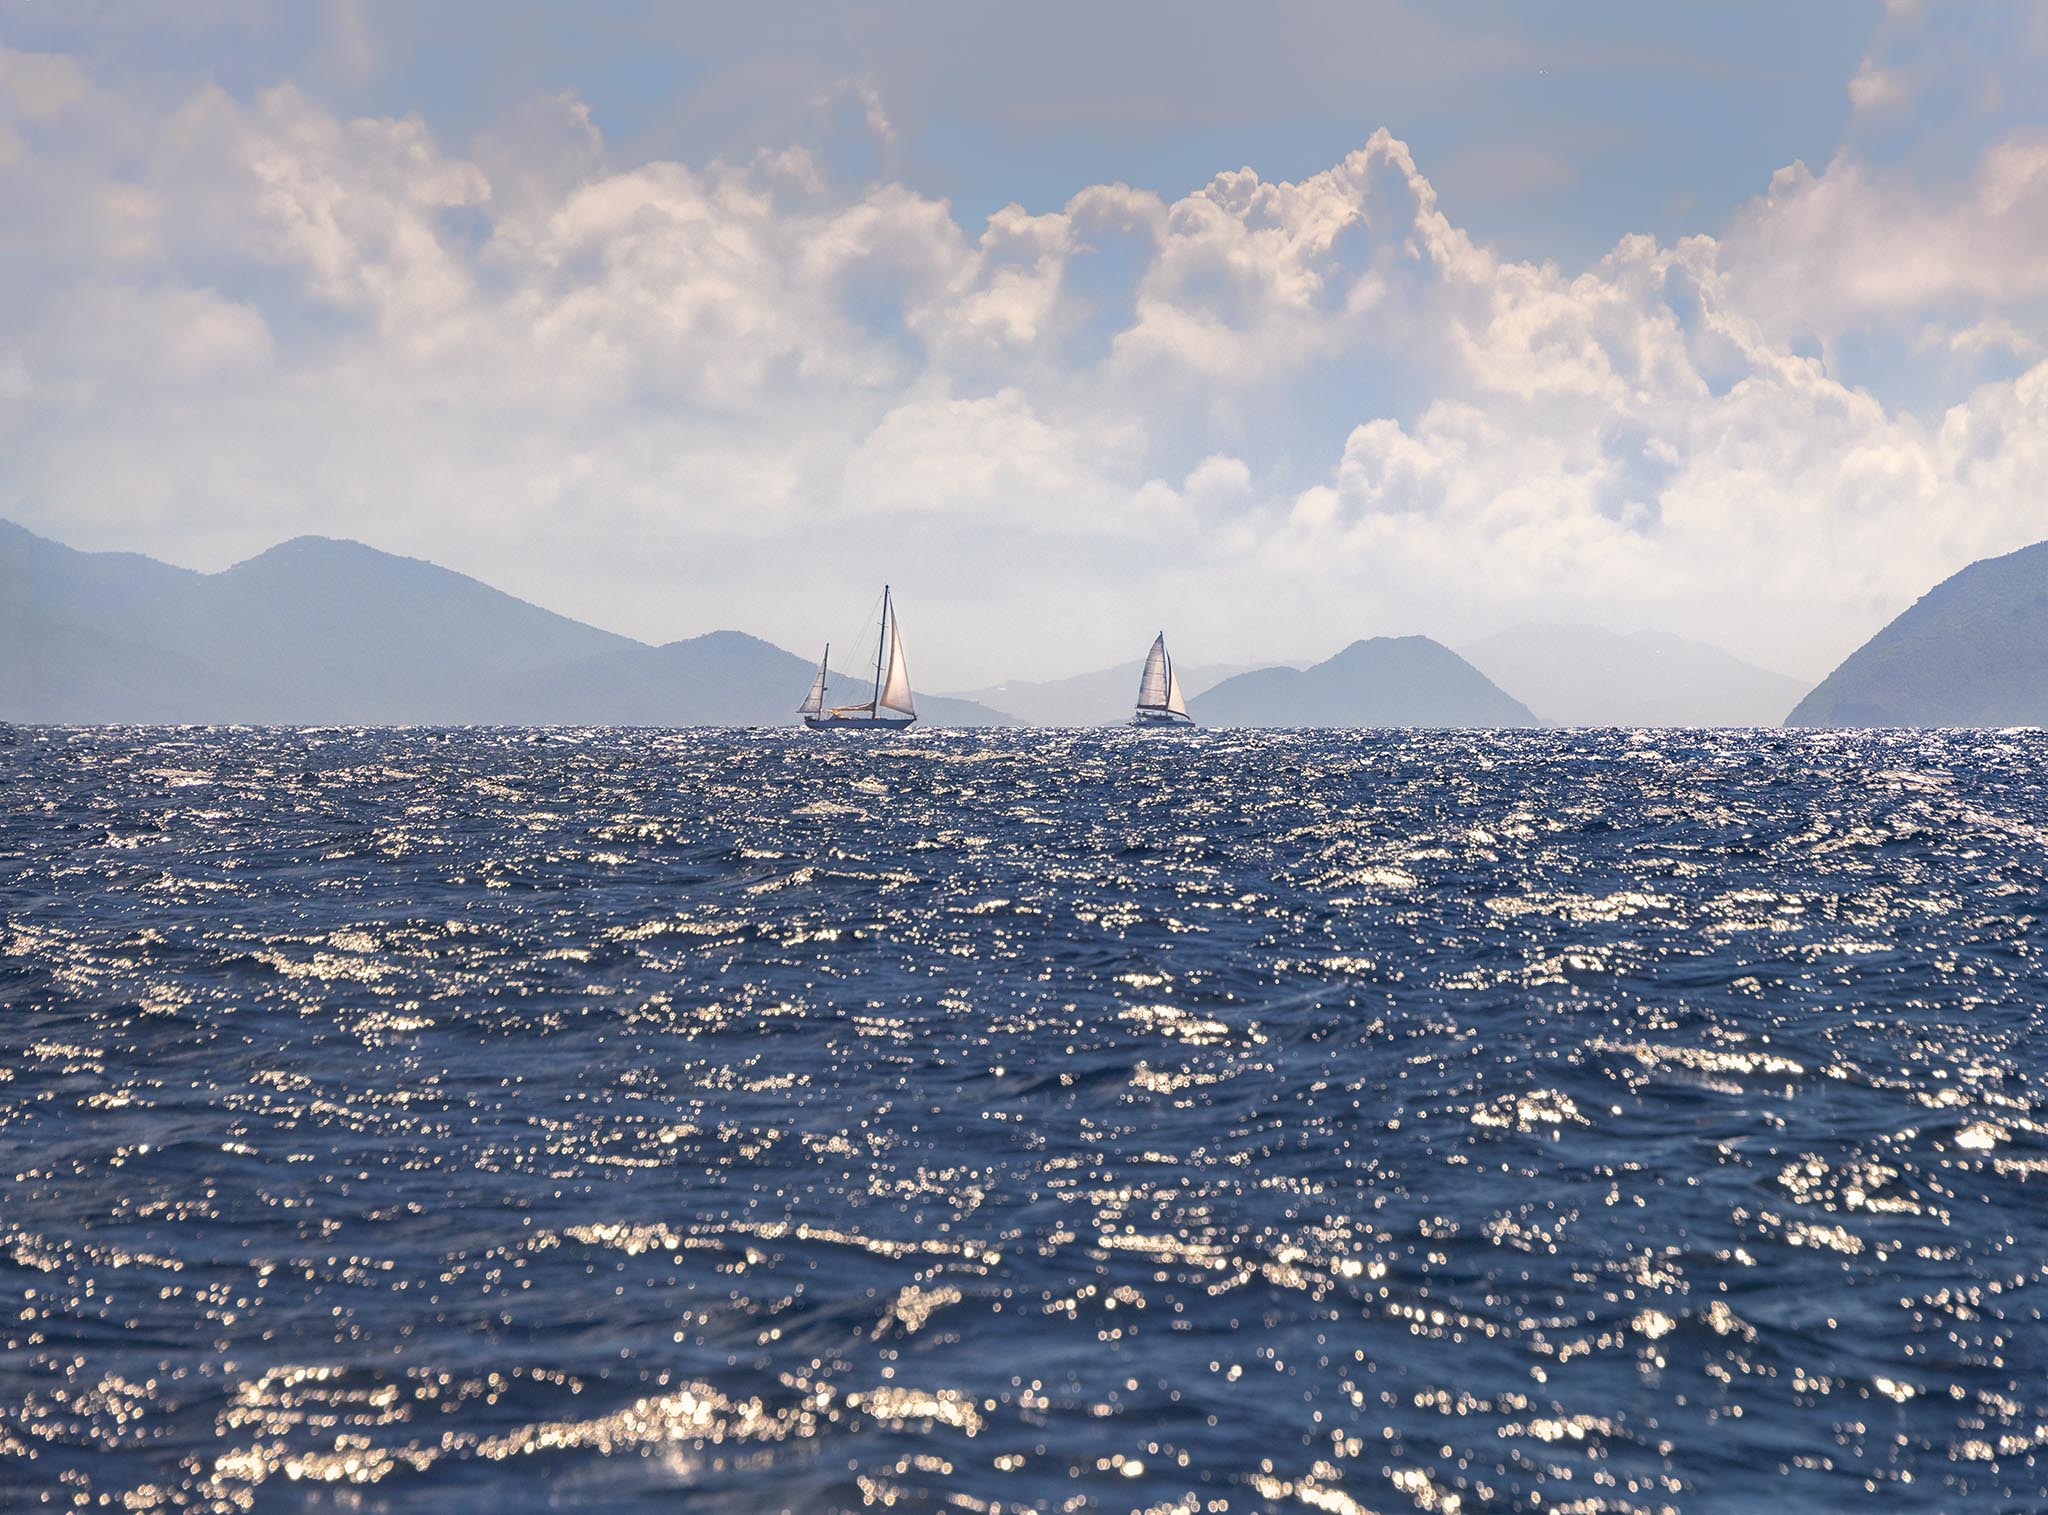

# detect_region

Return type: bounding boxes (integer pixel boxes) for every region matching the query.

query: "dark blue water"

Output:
[4,727,2047,1513]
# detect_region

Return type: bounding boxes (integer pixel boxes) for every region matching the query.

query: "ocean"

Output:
[3,726,2045,1513]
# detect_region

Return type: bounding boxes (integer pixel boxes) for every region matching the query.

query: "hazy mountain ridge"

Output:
[1461,623,1807,728]
[1193,636,1537,727]
[0,522,1011,726]
[1788,539,2048,726]
[56,517,2048,732]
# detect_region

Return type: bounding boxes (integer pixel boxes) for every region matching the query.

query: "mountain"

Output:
[1788,539,2048,726]
[483,631,1011,727]
[0,522,635,722]
[1460,623,1807,727]
[2,523,286,721]
[1192,635,1537,727]
[0,521,1012,726]
[947,658,1269,726]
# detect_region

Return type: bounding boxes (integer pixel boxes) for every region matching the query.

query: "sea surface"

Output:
[3,726,2047,1514]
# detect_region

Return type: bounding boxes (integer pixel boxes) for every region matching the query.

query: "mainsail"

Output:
[800,646,829,717]
[1136,634,1171,710]
[1139,632,1194,714]
[878,602,914,716]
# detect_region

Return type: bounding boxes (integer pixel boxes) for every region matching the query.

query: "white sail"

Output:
[800,647,828,716]
[878,607,914,716]
[1136,634,1171,711]
[1165,660,1187,716]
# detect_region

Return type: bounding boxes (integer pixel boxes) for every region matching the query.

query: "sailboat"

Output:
[1132,632,1193,727]
[801,586,917,730]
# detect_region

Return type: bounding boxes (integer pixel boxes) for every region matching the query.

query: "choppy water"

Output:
[4,727,2047,1514]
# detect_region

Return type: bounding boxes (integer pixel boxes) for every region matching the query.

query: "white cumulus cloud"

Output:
[4,35,2048,685]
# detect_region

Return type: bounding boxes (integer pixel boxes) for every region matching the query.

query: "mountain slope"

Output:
[0,523,639,722]
[1192,636,1536,727]
[0,521,1013,726]
[1461,622,1806,727]
[1,522,274,720]
[1788,539,2048,726]
[206,537,637,720]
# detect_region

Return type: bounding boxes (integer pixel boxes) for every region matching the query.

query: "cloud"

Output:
[6,36,2048,684]
[1847,60,1905,115]
[842,386,1143,528]
[0,42,90,119]
[1942,315,2041,360]
[1840,1,2048,162]
[1722,140,2048,340]
[809,77,897,148]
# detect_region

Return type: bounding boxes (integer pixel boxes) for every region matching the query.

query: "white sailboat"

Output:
[1132,632,1193,727]
[802,586,917,730]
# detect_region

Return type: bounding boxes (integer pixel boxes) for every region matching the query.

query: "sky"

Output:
[4,1,2048,686]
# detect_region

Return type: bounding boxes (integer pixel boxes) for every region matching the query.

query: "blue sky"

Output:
[9,3,1886,262]
[3,2,2046,681]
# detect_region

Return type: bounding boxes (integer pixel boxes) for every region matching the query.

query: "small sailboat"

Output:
[802,586,917,730]
[1132,632,1193,727]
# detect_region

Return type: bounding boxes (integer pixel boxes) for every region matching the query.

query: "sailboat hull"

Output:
[1131,710,1194,728]
[804,714,915,731]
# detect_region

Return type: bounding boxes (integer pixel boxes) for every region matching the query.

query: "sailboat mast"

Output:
[872,585,890,712]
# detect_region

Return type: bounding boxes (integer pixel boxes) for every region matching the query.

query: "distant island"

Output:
[1789,539,2048,726]
[1192,636,1536,727]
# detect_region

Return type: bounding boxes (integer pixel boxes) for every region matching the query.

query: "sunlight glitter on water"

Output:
[3,726,2047,1512]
